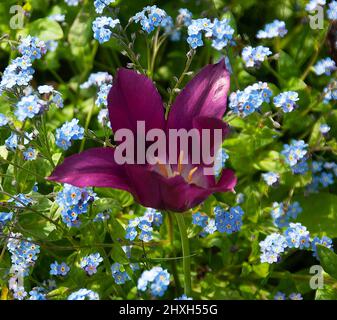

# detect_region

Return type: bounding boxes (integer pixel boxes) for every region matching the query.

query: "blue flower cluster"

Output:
[111,263,131,284]
[214,148,229,177]
[229,82,272,117]
[323,79,337,103]
[56,183,96,227]
[187,18,234,50]
[23,147,38,161]
[18,35,47,61]
[281,140,308,167]
[260,222,334,263]
[313,57,336,76]
[192,206,244,236]
[260,233,288,263]
[132,6,168,34]
[29,287,47,300]
[307,161,337,192]
[305,0,326,12]
[0,57,34,94]
[312,236,334,259]
[7,233,40,275]
[80,72,113,89]
[96,83,112,107]
[92,16,120,44]
[64,0,79,6]
[0,211,13,228]
[50,261,70,276]
[125,208,163,242]
[214,206,244,234]
[256,20,288,39]
[68,289,99,300]
[94,0,115,14]
[0,113,8,126]
[270,201,302,228]
[284,223,310,249]
[15,94,43,121]
[273,91,299,113]
[242,46,272,68]
[177,8,193,27]
[137,267,170,297]
[327,1,337,20]
[80,253,103,275]
[175,294,193,300]
[55,118,84,150]
[5,132,33,151]
[274,292,302,300]
[262,172,279,186]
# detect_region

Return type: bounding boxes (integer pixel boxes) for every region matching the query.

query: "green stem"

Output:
[174,213,191,296]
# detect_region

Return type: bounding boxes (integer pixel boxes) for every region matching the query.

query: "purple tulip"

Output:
[48,60,237,212]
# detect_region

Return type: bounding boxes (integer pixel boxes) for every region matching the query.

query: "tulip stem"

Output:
[174,213,192,296]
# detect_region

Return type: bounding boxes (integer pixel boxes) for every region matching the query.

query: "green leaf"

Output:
[28,18,63,41]
[315,286,337,300]
[316,245,337,280]
[295,193,337,237]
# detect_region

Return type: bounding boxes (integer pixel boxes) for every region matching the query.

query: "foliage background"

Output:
[0,0,337,300]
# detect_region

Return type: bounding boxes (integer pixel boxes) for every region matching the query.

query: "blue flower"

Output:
[262,172,279,186]
[281,140,308,167]
[319,171,334,187]
[274,292,286,300]
[260,233,288,264]
[177,8,193,26]
[15,95,43,121]
[319,124,330,134]
[68,289,99,300]
[214,148,229,176]
[92,16,120,44]
[0,57,34,94]
[80,72,113,89]
[192,212,208,227]
[55,119,84,150]
[289,293,303,300]
[80,253,103,275]
[313,57,336,75]
[211,18,235,50]
[175,294,193,300]
[29,288,46,300]
[256,20,287,39]
[137,267,170,297]
[18,36,47,61]
[132,6,168,34]
[64,0,79,6]
[7,233,40,276]
[94,0,115,14]
[323,80,337,103]
[111,263,131,284]
[273,91,299,113]
[284,223,310,249]
[229,82,272,117]
[305,0,326,11]
[187,33,203,49]
[242,46,272,68]
[327,1,337,20]
[215,205,244,234]
[0,113,8,126]
[0,211,13,227]
[13,287,28,300]
[312,236,333,259]
[23,147,37,161]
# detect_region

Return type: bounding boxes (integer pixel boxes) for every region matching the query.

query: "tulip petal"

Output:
[107,68,166,135]
[167,59,230,131]
[211,169,237,192]
[48,147,131,191]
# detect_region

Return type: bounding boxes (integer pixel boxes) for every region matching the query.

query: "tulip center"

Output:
[154,151,198,184]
